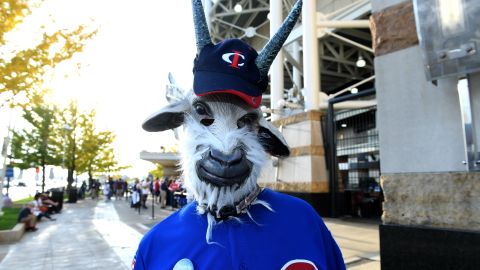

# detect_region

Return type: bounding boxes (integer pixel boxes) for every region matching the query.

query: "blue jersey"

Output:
[133,189,345,270]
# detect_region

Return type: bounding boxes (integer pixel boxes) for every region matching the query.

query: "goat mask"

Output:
[142,0,302,237]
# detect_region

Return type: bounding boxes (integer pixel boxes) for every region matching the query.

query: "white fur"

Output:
[176,93,275,243]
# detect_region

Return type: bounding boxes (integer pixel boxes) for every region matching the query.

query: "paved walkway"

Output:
[0,196,380,269]
[326,218,380,270]
[0,199,132,270]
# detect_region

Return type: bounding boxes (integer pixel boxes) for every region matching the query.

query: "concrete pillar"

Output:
[257,111,330,216]
[302,0,320,110]
[292,41,303,90]
[270,0,284,120]
[371,1,480,269]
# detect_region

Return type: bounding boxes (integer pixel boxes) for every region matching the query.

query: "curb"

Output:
[0,223,25,244]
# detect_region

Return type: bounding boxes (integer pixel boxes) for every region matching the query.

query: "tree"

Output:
[76,109,121,185]
[149,164,164,179]
[69,106,129,189]
[94,147,129,175]
[58,100,80,190]
[0,0,96,108]
[10,102,62,192]
[12,99,128,191]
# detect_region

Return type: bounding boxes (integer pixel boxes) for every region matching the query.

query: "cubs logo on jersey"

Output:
[281,259,318,270]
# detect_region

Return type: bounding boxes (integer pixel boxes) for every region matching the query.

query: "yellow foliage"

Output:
[0,0,96,108]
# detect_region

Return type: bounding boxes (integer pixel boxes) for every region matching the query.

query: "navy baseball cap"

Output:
[193,39,268,108]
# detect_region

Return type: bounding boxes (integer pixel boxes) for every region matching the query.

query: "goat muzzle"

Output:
[196,147,252,187]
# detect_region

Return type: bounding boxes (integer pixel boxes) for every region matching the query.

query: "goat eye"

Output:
[194,103,208,116]
[200,119,214,126]
[237,113,258,129]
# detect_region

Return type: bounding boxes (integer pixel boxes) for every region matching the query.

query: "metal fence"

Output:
[324,88,382,218]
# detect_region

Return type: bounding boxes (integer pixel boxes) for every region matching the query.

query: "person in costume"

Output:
[133,1,345,269]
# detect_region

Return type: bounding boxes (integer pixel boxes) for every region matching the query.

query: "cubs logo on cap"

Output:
[191,0,302,108]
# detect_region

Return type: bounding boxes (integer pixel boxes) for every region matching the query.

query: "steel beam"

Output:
[270,0,284,120]
[317,20,370,28]
[303,0,321,110]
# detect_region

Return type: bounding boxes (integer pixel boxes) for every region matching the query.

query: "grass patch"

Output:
[13,196,33,204]
[0,208,22,230]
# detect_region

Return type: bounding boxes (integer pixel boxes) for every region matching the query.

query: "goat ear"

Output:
[142,100,189,132]
[258,117,290,157]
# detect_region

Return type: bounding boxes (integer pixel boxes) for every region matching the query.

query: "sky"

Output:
[1,0,198,178]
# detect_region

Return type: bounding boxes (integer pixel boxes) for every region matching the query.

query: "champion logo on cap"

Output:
[222,51,245,69]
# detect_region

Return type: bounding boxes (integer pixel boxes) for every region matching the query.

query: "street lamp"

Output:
[62,124,72,180]
[62,124,72,161]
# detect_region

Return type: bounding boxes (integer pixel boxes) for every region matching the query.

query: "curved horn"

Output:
[192,0,213,53]
[255,0,303,77]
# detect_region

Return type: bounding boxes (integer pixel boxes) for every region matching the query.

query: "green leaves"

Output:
[9,100,60,191]
[149,164,164,179]
[76,109,127,178]
[10,99,127,189]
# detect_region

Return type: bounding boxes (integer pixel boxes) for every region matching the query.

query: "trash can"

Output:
[50,188,64,213]
[68,187,78,203]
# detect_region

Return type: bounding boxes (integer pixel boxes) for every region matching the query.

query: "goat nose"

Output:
[209,148,243,166]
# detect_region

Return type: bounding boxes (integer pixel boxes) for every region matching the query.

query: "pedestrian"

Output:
[165,178,173,208]
[160,178,167,208]
[140,179,150,209]
[154,178,160,203]
[131,179,141,209]
[124,179,130,199]
[2,193,13,208]
[168,178,180,209]
[103,181,111,201]
[79,181,87,199]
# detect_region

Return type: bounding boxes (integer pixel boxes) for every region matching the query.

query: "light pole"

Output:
[62,124,72,182]
[0,119,12,212]
[62,124,72,166]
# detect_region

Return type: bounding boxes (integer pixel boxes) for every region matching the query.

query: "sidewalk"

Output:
[0,196,380,269]
[325,218,381,270]
[110,196,174,235]
[0,198,137,270]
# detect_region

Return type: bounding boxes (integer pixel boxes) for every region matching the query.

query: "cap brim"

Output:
[194,71,262,108]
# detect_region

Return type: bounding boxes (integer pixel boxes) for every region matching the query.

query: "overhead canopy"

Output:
[140,151,181,177]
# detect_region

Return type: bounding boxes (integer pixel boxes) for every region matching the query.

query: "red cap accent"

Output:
[196,89,262,108]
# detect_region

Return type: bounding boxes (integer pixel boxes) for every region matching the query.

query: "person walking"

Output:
[140,179,149,209]
[159,178,167,208]
[103,181,111,201]
[153,178,160,204]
